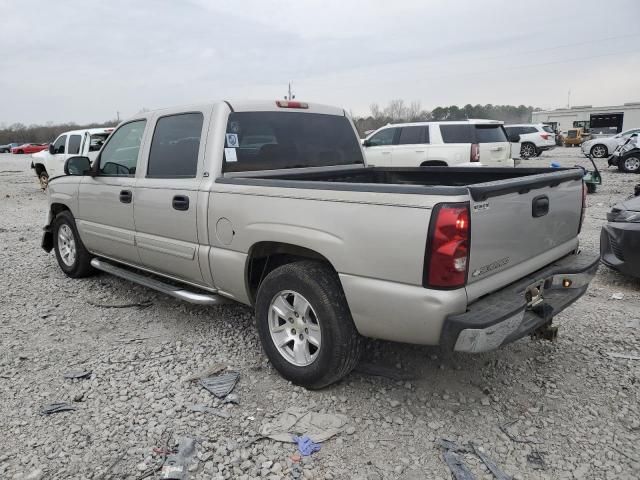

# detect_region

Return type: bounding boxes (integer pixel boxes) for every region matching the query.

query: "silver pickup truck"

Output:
[42,100,599,388]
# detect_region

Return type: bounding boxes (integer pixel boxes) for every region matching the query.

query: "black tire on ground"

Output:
[590,145,608,158]
[586,182,597,194]
[255,260,362,389]
[520,142,537,159]
[38,171,49,190]
[619,155,640,173]
[52,210,95,278]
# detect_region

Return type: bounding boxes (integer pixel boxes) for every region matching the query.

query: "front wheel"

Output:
[619,155,640,173]
[255,261,362,389]
[52,211,95,278]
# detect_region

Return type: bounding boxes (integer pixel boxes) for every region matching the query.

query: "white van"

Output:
[362,120,514,167]
[31,127,113,189]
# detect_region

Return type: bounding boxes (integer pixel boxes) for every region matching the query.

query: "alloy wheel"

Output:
[624,156,640,172]
[58,224,77,266]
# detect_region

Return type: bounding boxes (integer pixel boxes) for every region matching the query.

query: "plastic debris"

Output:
[292,435,321,456]
[183,363,226,382]
[40,403,76,415]
[443,450,476,480]
[611,293,624,300]
[470,442,512,480]
[222,393,239,404]
[550,162,561,168]
[260,407,348,443]
[159,437,197,480]
[200,371,240,398]
[187,404,230,419]
[63,370,92,380]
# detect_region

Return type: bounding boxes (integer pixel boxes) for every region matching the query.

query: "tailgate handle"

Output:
[532,195,549,217]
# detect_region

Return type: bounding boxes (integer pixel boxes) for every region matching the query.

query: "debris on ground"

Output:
[611,293,624,300]
[499,420,543,444]
[470,442,512,480]
[354,361,415,381]
[87,299,153,309]
[187,404,230,418]
[40,403,76,415]
[199,371,240,398]
[604,351,640,360]
[442,449,476,480]
[526,450,547,470]
[293,435,322,456]
[182,363,226,382]
[260,407,348,443]
[222,392,239,404]
[62,370,92,380]
[159,437,197,480]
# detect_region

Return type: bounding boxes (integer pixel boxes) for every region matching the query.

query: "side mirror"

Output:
[508,134,521,143]
[64,156,91,176]
[49,144,55,154]
[362,139,372,147]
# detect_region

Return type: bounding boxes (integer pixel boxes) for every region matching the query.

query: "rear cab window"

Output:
[223,112,364,173]
[440,124,508,143]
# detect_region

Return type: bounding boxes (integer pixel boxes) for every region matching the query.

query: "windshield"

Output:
[223,111,364,173]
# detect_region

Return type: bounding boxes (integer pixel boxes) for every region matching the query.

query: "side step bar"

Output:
[90,258,230,306]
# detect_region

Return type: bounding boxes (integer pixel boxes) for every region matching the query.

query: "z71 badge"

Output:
[472,257,510,277]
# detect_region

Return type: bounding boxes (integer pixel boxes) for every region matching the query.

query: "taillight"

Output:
[276,100,309,109]
[540,133,549,140]
[578,182,587,234]
[424,203,470,289]
[470,143,480,162]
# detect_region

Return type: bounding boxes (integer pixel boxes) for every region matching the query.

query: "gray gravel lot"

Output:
[0,149,639,480]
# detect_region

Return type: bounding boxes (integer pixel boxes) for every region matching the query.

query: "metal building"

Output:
[531,102,640,135]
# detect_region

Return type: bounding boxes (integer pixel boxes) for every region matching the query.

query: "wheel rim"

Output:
[592,145,606,157]
[624,156,640,171]
[58,224,77,266]
[39,173,48,190]
[521,144,535,158]
[268,290,321,367]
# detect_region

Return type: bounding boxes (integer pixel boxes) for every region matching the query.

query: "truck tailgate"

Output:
[466,169,584,288]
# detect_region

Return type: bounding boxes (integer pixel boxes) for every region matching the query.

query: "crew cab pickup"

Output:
[41,100,599,388]
[31,127,113,189]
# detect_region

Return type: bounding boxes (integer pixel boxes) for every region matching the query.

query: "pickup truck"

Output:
[41,100,599,389]
[31,127,113,189]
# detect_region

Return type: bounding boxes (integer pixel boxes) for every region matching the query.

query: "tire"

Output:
[520,142,537,159]
[38,170,49,190]
[17,149,24,154]
[52,211,95,278]
[590,144,608,158]
[619,155,640,173]
[255,260,362,389]
[586,182,597,194]
[535,150,543,157]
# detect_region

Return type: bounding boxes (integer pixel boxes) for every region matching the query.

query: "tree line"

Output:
[0,120,118,145]
[352,100,540,136]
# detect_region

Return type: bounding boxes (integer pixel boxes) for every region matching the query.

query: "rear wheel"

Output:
[52,211,95,278]
[520,142,537,159]
[591,144,608,158]
[38,171,49,190]
[619,155,640,173]
[255,261,362,389]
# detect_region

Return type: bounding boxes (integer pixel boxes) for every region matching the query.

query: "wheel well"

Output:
[51,203,70,218]
[420,160,447,167]
[34,163,47,175]
[246,242,334,304]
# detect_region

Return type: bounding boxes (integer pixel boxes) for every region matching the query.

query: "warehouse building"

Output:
[532,102,640,135]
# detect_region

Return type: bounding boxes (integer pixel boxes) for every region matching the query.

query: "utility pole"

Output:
[285,82,295,100]
[567,90,571,109]
[116,111,120,122]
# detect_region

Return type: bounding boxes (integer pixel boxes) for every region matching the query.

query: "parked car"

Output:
[601,194,640,278]
[30,127,113,189]
[607,134,640,173]
[581,127,640,158]
[11,143,49,154]
[41,99,597,388]
[504,124,556,159]
[0,142,21,153]
[563,128,586,147]
[362,120,514,167]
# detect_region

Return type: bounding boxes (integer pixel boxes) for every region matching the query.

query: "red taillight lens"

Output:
[540,133,549,140]
[424,203,470,289]
[578,182,587,233]
[276,100,309,109]
[470,143,480,162]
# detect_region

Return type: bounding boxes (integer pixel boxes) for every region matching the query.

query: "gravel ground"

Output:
[0,149,638,480]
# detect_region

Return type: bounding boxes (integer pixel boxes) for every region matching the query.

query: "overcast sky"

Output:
[1,0,639,125]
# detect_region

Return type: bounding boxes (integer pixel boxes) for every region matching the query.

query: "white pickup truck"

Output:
[42,100,598,388]
[31,127,113,189]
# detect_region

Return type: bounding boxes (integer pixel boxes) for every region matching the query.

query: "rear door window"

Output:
[398,126,426,145]
[223,112,364,173]
[68,135,81,155]
[147,113,203,178]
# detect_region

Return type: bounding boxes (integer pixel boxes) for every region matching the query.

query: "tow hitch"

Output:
[531,320,558,342]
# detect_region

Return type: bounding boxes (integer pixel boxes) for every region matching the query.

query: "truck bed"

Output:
[218,166,584,200]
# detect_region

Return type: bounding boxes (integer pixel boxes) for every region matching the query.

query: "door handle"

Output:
[490,146,504,151]
[172,195,190,211]
[119,190,132,204]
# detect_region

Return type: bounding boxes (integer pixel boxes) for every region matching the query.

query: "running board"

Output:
[90,258,230,306]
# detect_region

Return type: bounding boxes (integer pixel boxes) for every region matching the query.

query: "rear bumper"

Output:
[440,251,599,353]
[600,223,640,278]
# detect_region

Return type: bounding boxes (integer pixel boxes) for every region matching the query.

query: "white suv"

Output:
[581,128,640,158]
[504,124,556,159]
[362,120,514,168]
